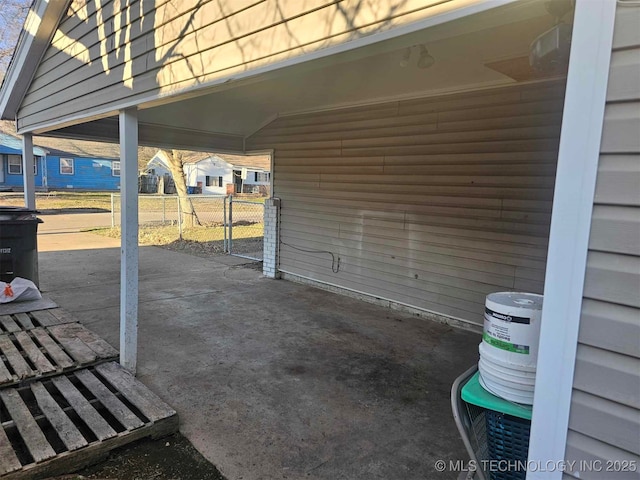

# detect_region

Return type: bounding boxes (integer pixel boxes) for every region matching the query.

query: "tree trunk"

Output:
[156,149,199,228]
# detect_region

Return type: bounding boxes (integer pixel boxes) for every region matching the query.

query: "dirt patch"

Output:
[59,433,226,480]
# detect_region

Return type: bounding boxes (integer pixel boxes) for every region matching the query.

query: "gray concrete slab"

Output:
[38,230,480,480]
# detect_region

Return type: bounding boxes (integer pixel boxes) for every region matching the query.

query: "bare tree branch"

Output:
[0,0,30,79]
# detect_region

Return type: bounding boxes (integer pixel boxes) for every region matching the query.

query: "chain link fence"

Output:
[228,197,265,261]
[110,194,264,259]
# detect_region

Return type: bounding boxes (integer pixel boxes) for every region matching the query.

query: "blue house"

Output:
[0,130,48,190]
[1,125,121,191]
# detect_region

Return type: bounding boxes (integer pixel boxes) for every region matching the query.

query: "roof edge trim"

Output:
[0,0,70,121]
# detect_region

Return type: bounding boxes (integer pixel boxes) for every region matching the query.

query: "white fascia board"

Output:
[526,1,617,479]
[0,0,69,121]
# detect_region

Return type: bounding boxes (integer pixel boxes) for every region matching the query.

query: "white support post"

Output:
[526,1,617,479]
[22,133,36,209]
[119,108,139,374]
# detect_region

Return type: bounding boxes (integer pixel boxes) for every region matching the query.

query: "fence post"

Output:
[110,193,115,228]
[162,196,166,223]
[177,196,183,240]
[228,195,233,253]
[223,196,227,252]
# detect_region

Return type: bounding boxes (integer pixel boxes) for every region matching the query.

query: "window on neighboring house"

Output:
[60,158,74,175]
[7,155,38,175]
[112,161,121,176]
[255,172,270,182]
[7,155,21,174]
[206,176,223,187]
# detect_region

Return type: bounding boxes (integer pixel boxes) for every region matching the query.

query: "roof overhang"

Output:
[1,0,568,154]
[0,0,69,121]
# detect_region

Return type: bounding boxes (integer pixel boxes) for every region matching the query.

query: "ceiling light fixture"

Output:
[417,45,435,69]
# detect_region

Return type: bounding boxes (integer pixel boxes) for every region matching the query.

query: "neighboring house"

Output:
[146,151,270,195]
[0,125,121,191]
[0,1,638,478]
[0,129,47,189]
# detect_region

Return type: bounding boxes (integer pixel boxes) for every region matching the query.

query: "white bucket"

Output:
[478,375,535,405]
[482,292,543,368]
[478,292,543,405]
[478,352,536,387]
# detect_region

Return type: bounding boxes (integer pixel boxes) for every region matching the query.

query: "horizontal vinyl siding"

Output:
[18,0,474,130]
[0,156,44,187]
[566,5,640,477]
[46,157,120,190]
[247,80,566,325]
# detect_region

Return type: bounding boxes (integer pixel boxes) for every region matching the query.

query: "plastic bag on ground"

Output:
[0,277,43,303]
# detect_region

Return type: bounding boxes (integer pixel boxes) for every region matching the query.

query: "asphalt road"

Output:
[38,212,114,233]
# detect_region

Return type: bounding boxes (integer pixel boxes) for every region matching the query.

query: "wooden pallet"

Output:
[0,362,178,479]
[0,309,76,334]
[0,324,118,387]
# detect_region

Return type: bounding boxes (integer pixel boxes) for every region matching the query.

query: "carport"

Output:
[0,0,627,478]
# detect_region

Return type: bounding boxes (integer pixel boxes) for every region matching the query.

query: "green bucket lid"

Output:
[461,371,532,420]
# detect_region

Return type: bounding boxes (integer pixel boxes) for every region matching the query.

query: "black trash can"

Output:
[0,207,43,287]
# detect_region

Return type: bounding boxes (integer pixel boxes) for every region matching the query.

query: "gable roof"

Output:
[0,121,119,159]
[0,131,48,157]
[34,136,120,159]
[215,153,270,171]
[152,150,270,171]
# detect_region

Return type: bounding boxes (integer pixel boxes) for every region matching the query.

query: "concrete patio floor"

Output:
[37,229,480,480]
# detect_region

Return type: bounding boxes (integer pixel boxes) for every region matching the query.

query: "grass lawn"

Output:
[95,224,262,244]
[93,224,263,258]
[0,192,112,210]
[0,192,266,213]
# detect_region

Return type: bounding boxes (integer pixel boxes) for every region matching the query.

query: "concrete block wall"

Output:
[263,197,280,278]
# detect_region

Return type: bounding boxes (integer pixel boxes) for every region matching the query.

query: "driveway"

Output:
[37,227,480,480]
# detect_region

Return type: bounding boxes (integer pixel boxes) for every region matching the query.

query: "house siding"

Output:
[564,5,640,477]
[185,160,232,195]
[46,156,120,190]
[246,80,565,326]
[0,154,44,187]
[18,0,490,132]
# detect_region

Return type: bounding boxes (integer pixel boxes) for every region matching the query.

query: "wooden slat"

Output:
[0,335,33,379]
[0,389,56,463]
[0,355,12,383]
[13,332,56,374]
[13,313,35,330]
[31,382,88,451]
[47,308,77,325]
[0,315,21,333]
[51,375,118,442]
[49,323,118,359]
[47,325,97,364]
[30,328,74,369]
[30,310,61,327]
[0,421,22,474]
[95,363,176,422]
[74,370,144,431]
